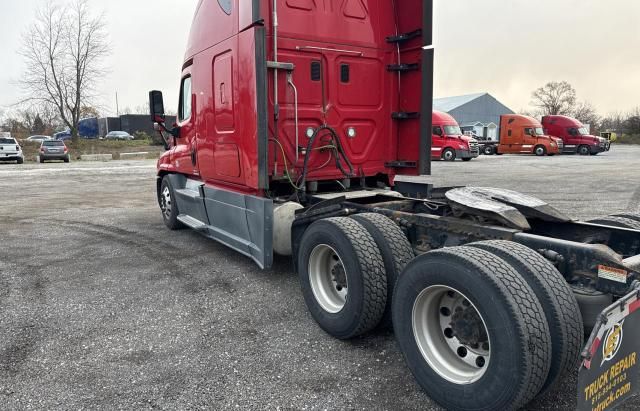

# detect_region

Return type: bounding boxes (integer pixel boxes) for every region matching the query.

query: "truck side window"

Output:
[508,130,512,137]
[433,126,443,136]
[524,128,534,136]
[568,128,577,136]
[179,76,192,121]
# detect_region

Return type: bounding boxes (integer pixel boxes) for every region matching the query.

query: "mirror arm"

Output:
[154,121,179,150]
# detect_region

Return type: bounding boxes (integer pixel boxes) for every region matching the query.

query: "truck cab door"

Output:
[523,127,535,153]
[173,75,199,176]
[567,127,579,147]
[431,126,443,159]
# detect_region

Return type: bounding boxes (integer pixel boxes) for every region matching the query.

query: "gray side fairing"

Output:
[166,174,274,269]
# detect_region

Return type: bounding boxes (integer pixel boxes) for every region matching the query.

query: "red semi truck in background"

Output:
[431,111,479,161]
[479,114,562,156]
[149,1,640,410]
[542,115,610,155]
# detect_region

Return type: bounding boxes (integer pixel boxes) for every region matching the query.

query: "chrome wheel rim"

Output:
[443,151,454,161]
[412,285,491,384]
[161,186,172,220]
[308,244,348,313]
[536,147,545,156]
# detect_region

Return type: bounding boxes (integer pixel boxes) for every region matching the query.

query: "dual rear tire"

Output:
[393,243,582,410]
[297,216,583,410]
[297,214,413,338]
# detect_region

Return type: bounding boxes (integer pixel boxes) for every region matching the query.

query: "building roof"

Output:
[433,92,488,112]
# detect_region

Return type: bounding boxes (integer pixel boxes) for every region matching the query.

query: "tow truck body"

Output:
[149,1,640,409]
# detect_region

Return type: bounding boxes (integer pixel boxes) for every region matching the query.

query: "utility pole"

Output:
[116,92,120,117]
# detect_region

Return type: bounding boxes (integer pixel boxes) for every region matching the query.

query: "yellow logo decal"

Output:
[603,322,623,363]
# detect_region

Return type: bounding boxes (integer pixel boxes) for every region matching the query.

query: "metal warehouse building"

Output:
[434,93,514,140]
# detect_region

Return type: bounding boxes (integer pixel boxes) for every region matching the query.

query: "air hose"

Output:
[299,125,354,193]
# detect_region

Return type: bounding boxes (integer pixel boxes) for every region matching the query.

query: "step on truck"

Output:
[431,111,479,162]
[479,114,563,156]
[542,115,611,155]
[148,1,640,410]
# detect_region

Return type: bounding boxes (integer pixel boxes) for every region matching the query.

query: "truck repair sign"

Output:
[578,294,640,410]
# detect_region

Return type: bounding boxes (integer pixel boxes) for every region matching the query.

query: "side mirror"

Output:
[149,90,166,123]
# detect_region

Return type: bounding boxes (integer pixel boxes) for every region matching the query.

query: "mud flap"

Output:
[577,288,640,410]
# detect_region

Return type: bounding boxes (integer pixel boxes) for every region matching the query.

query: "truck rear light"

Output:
[16,145,20,150]
[64,147,68,152]
[306,127,315,138]
[40,148,45,152]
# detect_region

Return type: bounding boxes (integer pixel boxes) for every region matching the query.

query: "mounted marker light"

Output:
[306,127,315,138]
[347,127,357,138]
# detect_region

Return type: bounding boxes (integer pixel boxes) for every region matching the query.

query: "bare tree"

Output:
[20,0,109,144]
[531,81,577,116]
[572,101,600,131]
[121,104,151,115]
[623,107,640,135]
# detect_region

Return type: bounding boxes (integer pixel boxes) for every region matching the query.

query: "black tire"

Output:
[534,145,546,156]
[298,217,387,339]
[64,156,70,163]
[612,212,640,223]
[350,213,414,329]
[462,158,472,162]
[442,148,456,162]
[159,177,185,230]
[468,240,583,394]
[39,157,45,164]
[588,216,640,230]
[483,145,495,156]
[578,145,591,156]
[590,152,599,156]
[393,246,551,410]
[17,158,24,164]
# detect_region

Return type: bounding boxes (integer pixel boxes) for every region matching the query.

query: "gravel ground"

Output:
[1,146,639,410]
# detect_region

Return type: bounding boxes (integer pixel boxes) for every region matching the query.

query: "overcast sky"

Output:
[1,0,639,117]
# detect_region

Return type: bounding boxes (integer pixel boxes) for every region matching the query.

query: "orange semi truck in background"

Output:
[479,114,562,156]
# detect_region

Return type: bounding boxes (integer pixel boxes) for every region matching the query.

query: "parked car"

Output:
[105,131,133,141]
[27,135,52,142]
[0,137,24,164]
[54,130,72,140]
[39,140,70,163]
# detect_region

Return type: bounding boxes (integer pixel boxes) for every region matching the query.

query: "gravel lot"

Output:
[1,146,639,410]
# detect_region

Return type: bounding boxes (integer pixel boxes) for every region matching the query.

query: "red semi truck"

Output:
[479,114,562,156]
[431,111,479,161]
[149,2,640,410]
[542,115,610,155]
